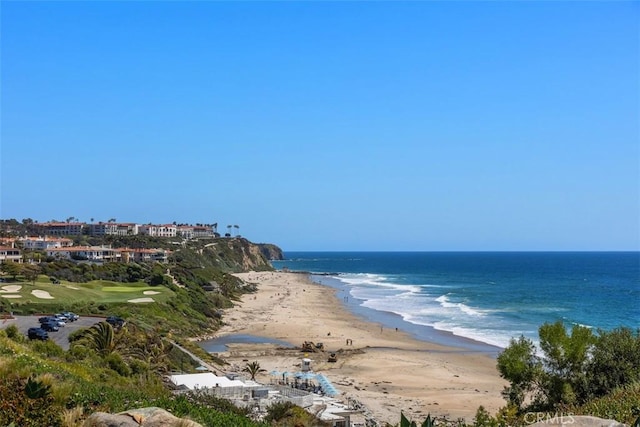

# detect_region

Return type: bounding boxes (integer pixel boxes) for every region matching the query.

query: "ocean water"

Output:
[272,252,639,350]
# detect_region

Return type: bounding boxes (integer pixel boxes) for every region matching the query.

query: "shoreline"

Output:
[208,271,506,425]
[310,273,504,356]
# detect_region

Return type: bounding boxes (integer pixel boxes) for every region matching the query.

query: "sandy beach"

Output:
[211,271,506,425]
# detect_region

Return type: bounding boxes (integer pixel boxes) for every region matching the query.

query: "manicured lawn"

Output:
[0,276,174,305]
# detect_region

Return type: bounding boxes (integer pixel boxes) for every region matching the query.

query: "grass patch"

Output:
[102,286,155,292]
[2,276,174,306]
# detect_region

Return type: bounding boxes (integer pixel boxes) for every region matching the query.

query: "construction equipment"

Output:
[301,341,324,352]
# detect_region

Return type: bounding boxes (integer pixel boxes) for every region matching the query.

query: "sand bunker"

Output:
[143,290,161,295]
[31,290,54,299]
[0,294,22,299]
[0,285,22,293]
[66,286,79,290]
[128,297,154,303]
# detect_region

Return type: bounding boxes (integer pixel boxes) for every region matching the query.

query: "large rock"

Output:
[527,415,626,427]
[83,407,203,427]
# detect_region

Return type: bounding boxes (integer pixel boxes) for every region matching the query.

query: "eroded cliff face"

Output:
[256,243,284,261]
[201,238,280,272]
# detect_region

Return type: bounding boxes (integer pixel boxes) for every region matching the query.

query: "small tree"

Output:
[242,361,265,381]
[586,327,640,399]
[496,335,541,410]
[22,264,40,285]
[0,261,22,281]
[538,321,594,406]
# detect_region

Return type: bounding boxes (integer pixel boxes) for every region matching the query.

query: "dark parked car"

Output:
[105,316,125,328]
[40,322,59,332]
[27,327,49,340]
[39,316,65,327]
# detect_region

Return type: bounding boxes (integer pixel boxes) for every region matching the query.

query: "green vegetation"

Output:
[242,361,267,381]
[0,277,172,303]
[0,324,269,426]
[495,321,640,424]
[263,401,329,427]
[0,236,273,337]
[1,233,637,426]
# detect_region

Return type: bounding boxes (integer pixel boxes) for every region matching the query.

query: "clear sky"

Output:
[1,1,638,251]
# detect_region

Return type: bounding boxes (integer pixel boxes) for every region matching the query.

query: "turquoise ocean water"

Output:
[272,252,639,351]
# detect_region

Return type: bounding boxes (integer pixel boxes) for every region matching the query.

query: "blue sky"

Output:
[1,1,638,251]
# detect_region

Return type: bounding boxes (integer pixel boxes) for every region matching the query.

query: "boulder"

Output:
[83,407,203,427]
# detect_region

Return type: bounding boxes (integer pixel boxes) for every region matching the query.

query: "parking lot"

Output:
[1,315,107,350]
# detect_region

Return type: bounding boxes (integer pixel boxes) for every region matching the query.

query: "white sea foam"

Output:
[435,294,486,317]
[347,282,520,348]
[338,273,388,286]
[328,273,540,349]
[338,273,422,294]
[434,322,513,349]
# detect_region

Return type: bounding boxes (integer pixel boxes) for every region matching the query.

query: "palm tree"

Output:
[75,321,116,356]
[124,332,171,373]
[233,225,240,237]
[226,225,232,237]
[242,361,266,381]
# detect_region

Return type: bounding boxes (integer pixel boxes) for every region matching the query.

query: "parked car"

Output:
[27,327,49,340]
[105,316,125,328]
[40,322,59,332]
[39,316,64,326]
[61,312,79,321]
[54,313,68,321]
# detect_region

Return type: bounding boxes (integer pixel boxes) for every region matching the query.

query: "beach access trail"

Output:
[210,271,506,425]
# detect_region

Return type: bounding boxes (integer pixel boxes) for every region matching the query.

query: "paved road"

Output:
[0,315,106,350]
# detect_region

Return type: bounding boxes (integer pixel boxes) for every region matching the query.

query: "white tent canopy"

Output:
[169,373,247,390]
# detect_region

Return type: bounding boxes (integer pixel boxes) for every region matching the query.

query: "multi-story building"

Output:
[32,222,84,236]
[177,226,194,239]
[19,236,73,250]
[192,225,215,238]
[46,246,120,262]
[138,224,177,238]
[0,247,22,263]
[177,225,215,239]
[88,222,138,236]
[120,248,170,263]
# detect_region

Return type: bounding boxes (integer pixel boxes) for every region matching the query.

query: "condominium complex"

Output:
[26,221,216,238]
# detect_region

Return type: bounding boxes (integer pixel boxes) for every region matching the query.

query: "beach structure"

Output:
[169,372,248,390]
[169,372,264,401]
[168,372,355,426]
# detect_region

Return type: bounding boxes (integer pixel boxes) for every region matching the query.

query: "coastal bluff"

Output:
[197,238,282,272]
[256,243,284,261]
